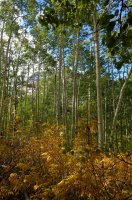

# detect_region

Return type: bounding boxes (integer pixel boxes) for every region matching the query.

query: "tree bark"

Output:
[57,38,63,125]
[71,30,80,142]
[93,7,104,149]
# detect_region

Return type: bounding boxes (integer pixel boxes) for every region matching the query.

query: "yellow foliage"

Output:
[40,145,44,149]
[33,184,40,191]
[16,163,28,171]
[47,155,52,162]
[8,173,19,187]
[41,152,52,162]
[41,152,49,157]
[0,125,131,200]
[57,179,65,186]
[9,173,17,178]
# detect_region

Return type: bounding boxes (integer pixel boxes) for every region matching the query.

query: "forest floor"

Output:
[0,125,131,200]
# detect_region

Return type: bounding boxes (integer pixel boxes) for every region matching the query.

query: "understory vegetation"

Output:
[0,125,132,200]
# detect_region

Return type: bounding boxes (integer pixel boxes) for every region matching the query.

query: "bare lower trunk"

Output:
[71,30,80,142]
[57,42,62,125]
[62,48,68,138]
[93,8,104,149]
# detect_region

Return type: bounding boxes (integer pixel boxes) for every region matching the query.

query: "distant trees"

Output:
[0,0,131,152]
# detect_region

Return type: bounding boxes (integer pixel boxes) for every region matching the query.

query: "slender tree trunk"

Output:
[0,26,13,135]
[24,65,30,126]
[41,72,46,121]
[104,86,107,146]
[110,68,132,150]
[12,45,22,137]
[112,65,115,112]
[57,40,63,125]
[36,62,41,121]
[71,30,80,142]
[87,82,91,124]
[0,22,5,110]
[62,48,68,139]
[54,64,57,121]
[93,7,104,149]
[45,75,49,122]
[31,63,35,130]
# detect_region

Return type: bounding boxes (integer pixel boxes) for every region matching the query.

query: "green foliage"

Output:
[39,0,93,30]
[100,5,132,69]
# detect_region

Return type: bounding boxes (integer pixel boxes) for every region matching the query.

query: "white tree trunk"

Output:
[110,68,132,149]
[93,8,104,149]
[71,30,80,142]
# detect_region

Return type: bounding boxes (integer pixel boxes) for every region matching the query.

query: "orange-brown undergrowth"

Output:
[0,125,131,200]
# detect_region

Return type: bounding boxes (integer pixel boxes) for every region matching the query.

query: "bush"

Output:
[0,125,131,199]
